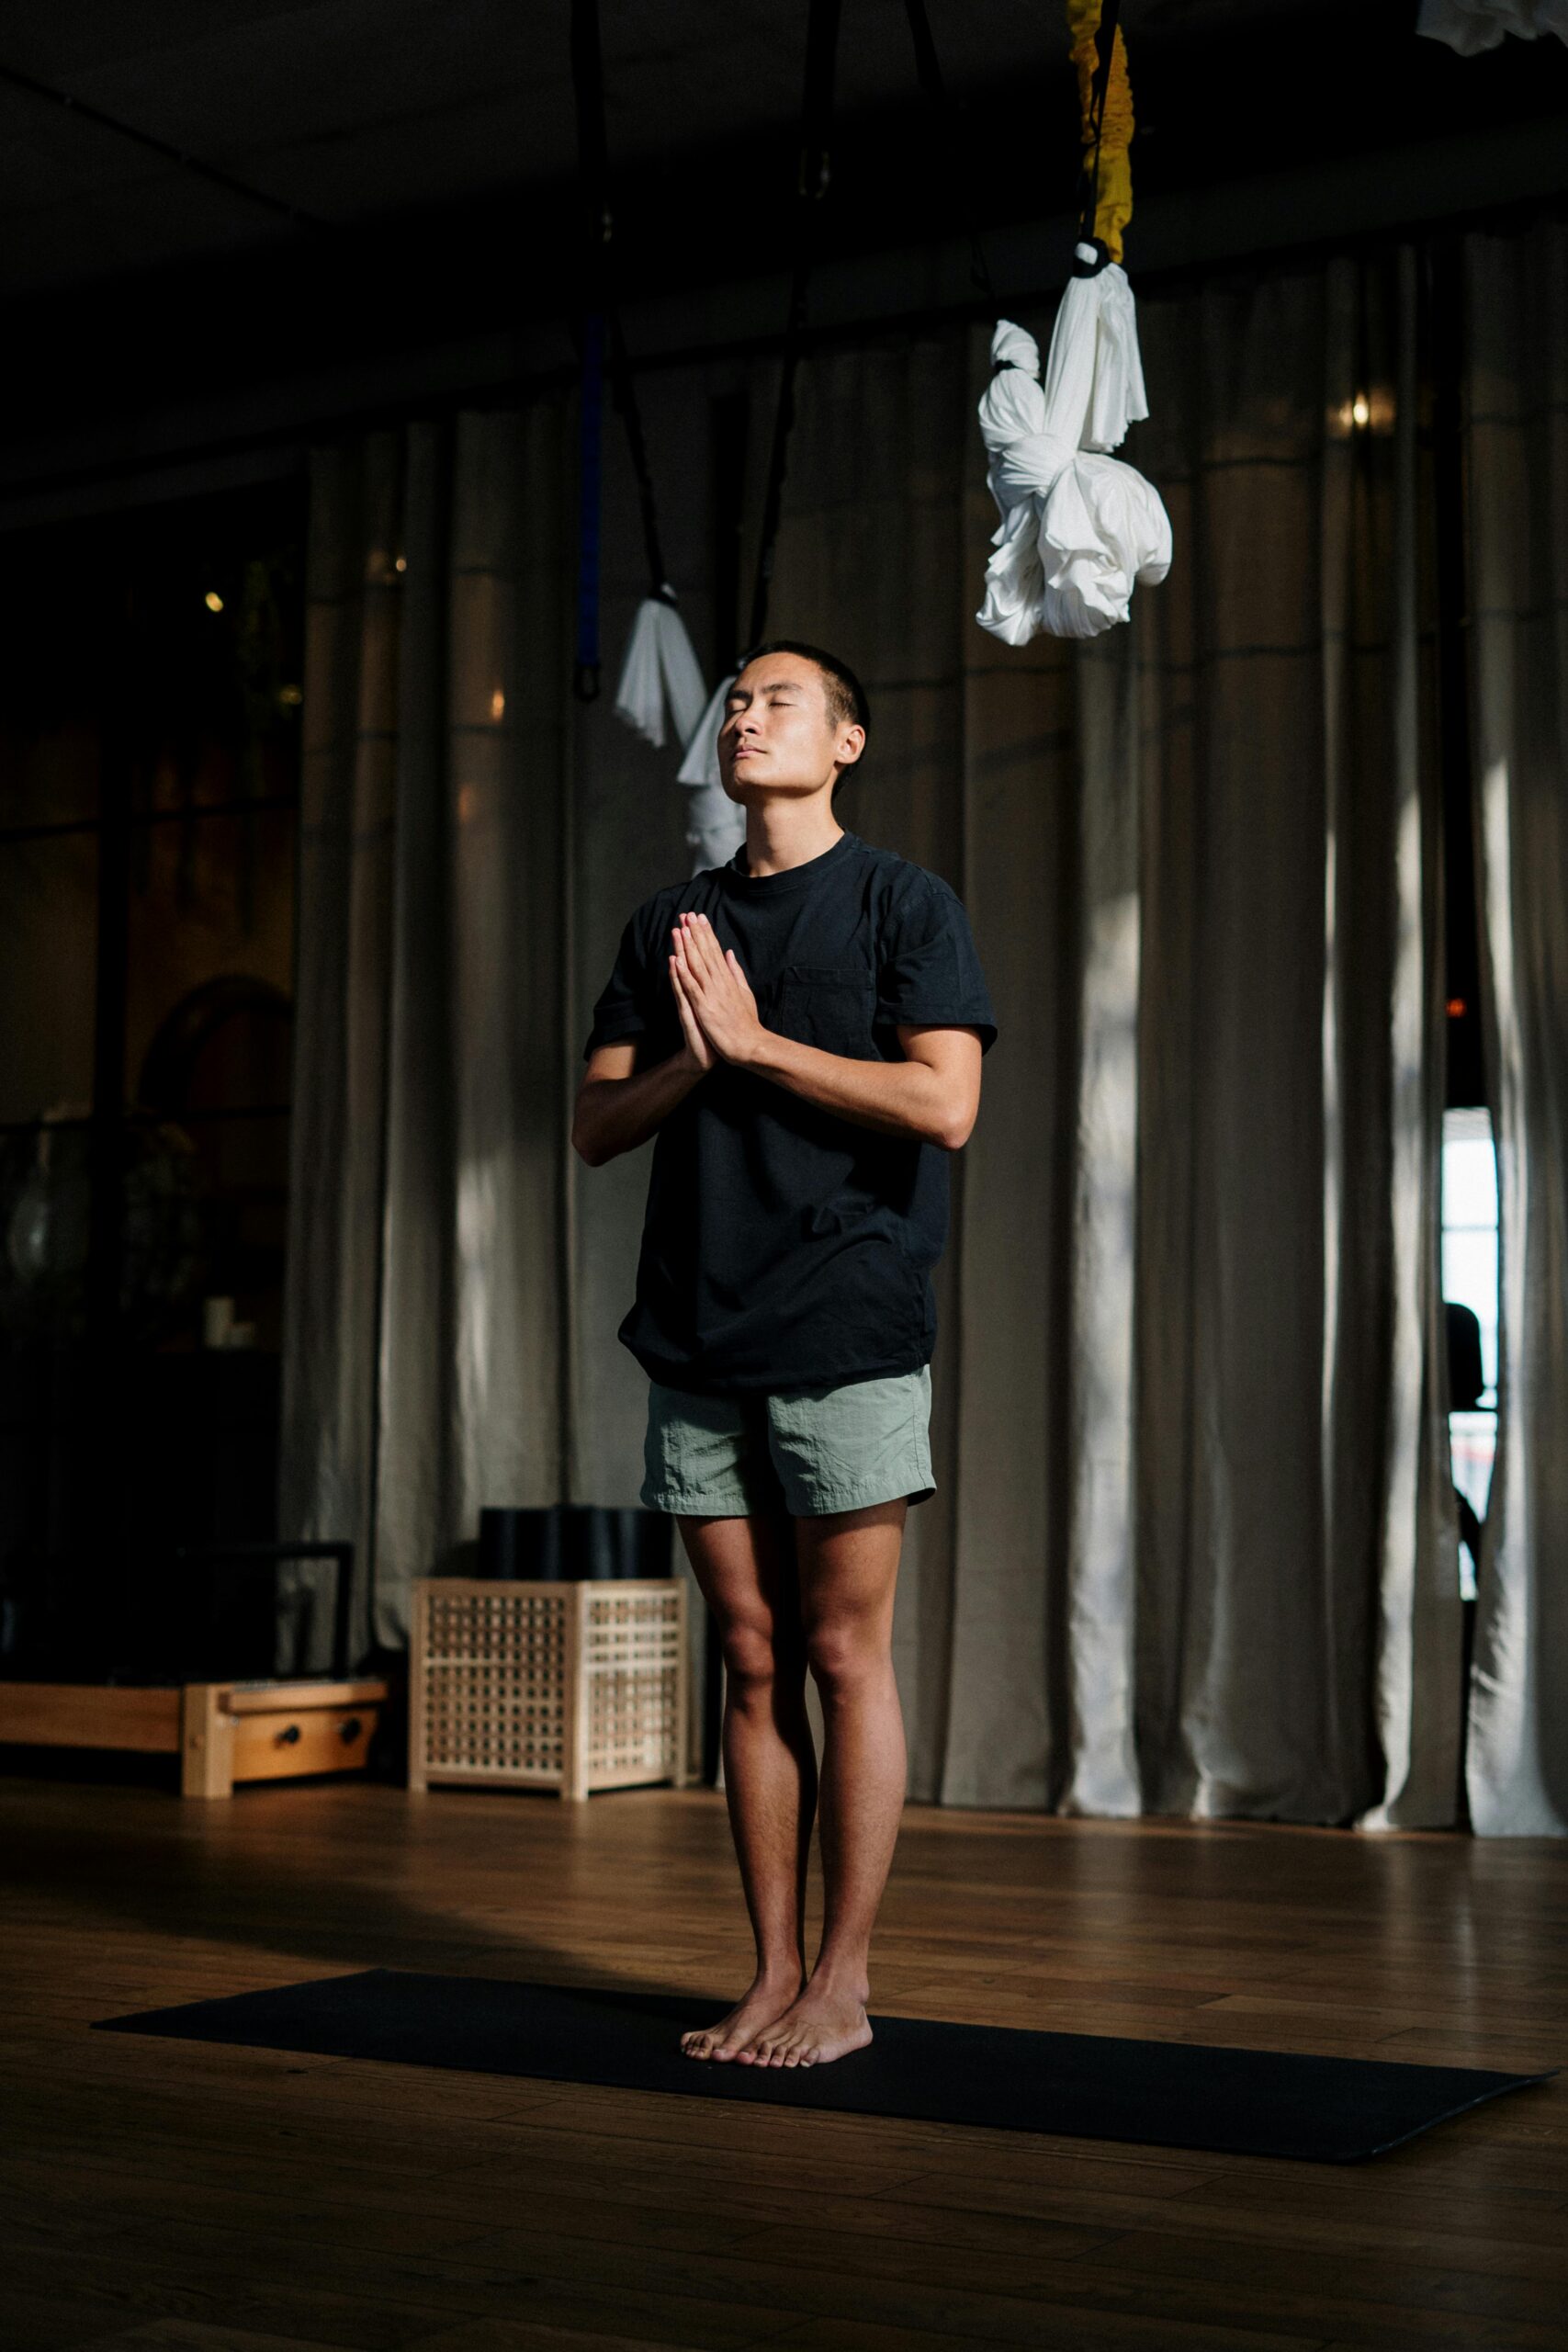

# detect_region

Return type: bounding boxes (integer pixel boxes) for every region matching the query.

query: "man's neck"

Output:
[739,808,845,879]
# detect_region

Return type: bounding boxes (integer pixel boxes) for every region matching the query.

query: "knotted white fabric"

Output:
[676,670,746,871]
[612,594,708,750]
[1416,0,1568,51]
[977,253,1171,645]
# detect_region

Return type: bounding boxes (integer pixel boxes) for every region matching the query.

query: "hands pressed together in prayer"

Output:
[668,911,766,1074]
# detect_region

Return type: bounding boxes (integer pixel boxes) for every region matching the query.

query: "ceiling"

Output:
[0,0,1562,515]
[2,0,1556,302]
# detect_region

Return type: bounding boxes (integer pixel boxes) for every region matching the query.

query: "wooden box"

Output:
[409,1577,691,1801]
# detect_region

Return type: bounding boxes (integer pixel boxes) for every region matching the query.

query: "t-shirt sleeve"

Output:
[875,870,998,1055]
[582,903,662,1062]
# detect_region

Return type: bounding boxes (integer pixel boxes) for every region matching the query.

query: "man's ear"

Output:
[836,724,866,773]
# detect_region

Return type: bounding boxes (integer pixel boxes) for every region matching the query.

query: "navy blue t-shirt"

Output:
[582,827,998,1395]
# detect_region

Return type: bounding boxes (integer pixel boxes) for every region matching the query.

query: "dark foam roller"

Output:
[94,1968,1555,2164]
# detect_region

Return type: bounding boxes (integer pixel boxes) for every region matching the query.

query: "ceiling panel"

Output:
[0,0,1337,294]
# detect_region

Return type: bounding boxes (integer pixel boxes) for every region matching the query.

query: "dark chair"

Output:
[1445,1299,1487,1826]
[168,1540,356,1680]
[475,1506,671,1583]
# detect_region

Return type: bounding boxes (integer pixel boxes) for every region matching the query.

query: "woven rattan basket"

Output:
[408,1577,692,1800]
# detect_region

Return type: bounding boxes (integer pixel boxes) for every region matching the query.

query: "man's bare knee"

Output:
[723,1621,779,1691]
[725,1616,807,1698]
[805,1623,890,1702]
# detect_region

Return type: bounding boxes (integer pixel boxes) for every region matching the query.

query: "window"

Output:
[1441,1104,1498,1602]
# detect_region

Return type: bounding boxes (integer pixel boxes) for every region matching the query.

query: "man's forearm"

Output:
[740,1029,953,1148]
[574,1050,706,1164]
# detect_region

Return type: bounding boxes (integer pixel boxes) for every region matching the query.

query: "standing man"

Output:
[574,642,997,2068]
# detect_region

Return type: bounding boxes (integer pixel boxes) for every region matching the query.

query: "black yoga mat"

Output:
[93,1968,1554,2164]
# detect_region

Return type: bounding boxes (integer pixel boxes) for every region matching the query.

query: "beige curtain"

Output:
[766,250,1458,1822]
[280,369,753,1659]
[281,406,583,1655]
[1464,219,1568,1838]
[282,255,1464,1826]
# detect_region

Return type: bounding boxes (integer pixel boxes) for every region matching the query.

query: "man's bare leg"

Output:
[675,1510,818,2061]
[741,1498,907,2068]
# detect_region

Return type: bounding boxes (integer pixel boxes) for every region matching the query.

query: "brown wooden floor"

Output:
[3,1771,1565,2352]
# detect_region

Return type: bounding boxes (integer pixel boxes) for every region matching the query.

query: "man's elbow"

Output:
[937,1097,979,1152]
[570,1111,607,1168]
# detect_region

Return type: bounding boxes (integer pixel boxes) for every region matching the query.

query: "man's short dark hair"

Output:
[739,639,869,796]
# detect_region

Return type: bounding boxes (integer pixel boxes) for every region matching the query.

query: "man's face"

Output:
[717,652,862,798]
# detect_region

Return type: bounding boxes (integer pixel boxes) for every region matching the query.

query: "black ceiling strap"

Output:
[901,0,995,304]
[569,0,612,254]
[606,309,674,601]
[747,0,844,652]
[570,0,680,695]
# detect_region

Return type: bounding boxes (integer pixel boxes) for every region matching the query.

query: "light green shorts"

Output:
[641,1364,936,1520]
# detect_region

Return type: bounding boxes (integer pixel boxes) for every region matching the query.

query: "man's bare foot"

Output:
[681,1966,805,2063]
[739,1973,873,2068]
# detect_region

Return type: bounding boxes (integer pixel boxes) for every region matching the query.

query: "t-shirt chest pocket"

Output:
[777,962,874,1055]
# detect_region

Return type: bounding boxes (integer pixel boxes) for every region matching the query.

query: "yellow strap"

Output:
[1066,0,1134,263]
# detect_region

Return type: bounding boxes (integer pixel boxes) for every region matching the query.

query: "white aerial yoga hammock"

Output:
[1416,0,1568,50]
[612,594,708,750]
[975,1,1168,645]
[976,249,1171,646]
[676,671,744,869]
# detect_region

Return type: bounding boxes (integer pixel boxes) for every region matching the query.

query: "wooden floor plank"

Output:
[2,1775,1563,2352]
[47,2324,362,2352]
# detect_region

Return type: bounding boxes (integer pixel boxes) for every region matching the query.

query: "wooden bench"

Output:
[0,1677,390,1798]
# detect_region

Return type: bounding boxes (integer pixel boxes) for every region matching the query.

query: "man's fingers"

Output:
[671,952,714,1040]
[679,914,718,973]
[675,913,747,1006]
[673,928,713,1004]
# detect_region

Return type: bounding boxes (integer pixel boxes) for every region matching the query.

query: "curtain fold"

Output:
[281,251,1472,1826]
[1464,219,1568,1837]
[768,252,1458,1822]
[281,407,579,1654]
[279,430,405,1663]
